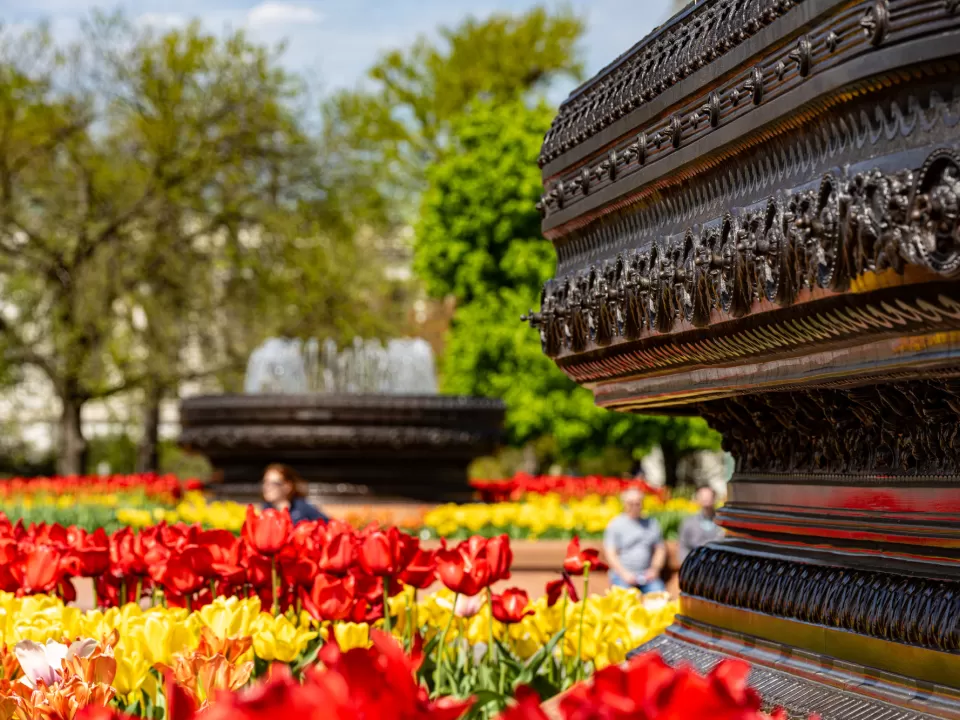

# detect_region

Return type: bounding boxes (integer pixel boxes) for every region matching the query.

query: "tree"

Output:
[416,100,720,477]
[0,19,389,474]
[321,5,585,229]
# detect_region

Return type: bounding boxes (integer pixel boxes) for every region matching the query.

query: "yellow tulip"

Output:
[196,596,263,639]
[251,614,316,662]
[333,622,370,651]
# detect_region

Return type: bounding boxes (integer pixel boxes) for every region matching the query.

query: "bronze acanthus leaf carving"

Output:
[525,148,960,356]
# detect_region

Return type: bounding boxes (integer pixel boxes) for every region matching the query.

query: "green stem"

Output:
[382,577,392,634]
[120,580,127,606]
[485,588,497,666]
[91,584,99,610]
[413,588,419,640]
[186,594,193,613]
[136,578,143,603]
[434,592,458,697]
[559,589,568,683]
[271,557,279,616]
[577,565,590,682]
[404,599,413,652]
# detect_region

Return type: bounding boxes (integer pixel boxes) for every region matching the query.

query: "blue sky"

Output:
[1,0,676,98]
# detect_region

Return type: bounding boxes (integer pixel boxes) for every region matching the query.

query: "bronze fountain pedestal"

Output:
[526,0,960,716]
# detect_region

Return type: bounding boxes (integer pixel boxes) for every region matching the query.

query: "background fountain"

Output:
[178,337,504,504]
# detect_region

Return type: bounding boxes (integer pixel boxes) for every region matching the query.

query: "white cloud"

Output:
[247,3,323,26]
[136,13,188,28]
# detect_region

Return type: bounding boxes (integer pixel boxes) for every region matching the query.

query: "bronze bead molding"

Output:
[538,0,810,168]
[524,148,960,359]
[538,0,960,209]
[680,545,960,654]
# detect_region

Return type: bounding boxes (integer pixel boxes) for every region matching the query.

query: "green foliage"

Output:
[321,6,585,228]
[415,101,555,304]
[85,434,138,475]
[158,441,212,480]
[416,100,721,465]
[0,16,393,472]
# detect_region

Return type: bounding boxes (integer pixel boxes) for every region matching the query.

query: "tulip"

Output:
[241,506,292,557]
[301,574,355,622]
[65,528,111,578]
[491,588,534,624]
[499,686,549,720]
[358,527,418,633]
[398,546,436,589]
[562,536,609,575]
[453,593,484,619]
[333,622,371,652]
[484,535,512,583]
[316,530,357,576]
[13,544,65,596]
[14,638,97,688]
[435,542,492,596]
[545,572,579,607]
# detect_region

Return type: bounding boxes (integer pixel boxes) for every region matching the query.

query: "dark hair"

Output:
[263,463,308,500]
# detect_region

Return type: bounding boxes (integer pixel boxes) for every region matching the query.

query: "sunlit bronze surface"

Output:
[528,0,960,716]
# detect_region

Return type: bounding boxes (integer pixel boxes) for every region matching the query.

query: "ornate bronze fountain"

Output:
[526,0,960,716]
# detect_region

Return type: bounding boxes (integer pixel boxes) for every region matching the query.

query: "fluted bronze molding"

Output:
[179,425,496,452]
[525,148,960,357]
[679,545,960,653]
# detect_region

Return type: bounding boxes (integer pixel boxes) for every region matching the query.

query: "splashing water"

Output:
[243,337,439,395]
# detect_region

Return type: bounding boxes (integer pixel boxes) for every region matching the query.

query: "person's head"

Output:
[262,464,306,505]
[695,485,717,512]
[621,487,644,519]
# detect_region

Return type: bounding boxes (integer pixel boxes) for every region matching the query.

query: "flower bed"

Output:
[0,504,808,720]
[469,473,664,503]
[0,475,242,535]
[0,474,698,544]
[422,494,698,541]
[0,507,684,718]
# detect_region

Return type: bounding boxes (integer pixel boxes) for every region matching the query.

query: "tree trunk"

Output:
[662,442,680,489]
[57,394,87,476]
[136,387,162,473]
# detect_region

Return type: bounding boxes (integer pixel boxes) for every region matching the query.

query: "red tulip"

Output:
[557,651,785,720]
[110,528,150,579]
[484,534,512,583]
[498,686,548,720]
[317,529,357,575]
[242,506,292,557]
[195,529,244,585]
[491,588,534,624]
[545,572,579,607]
[14,544,64,595]
[398,547,436,589]
[435,540,492,596]
[358,527,417,578]
[161,545,215,596]
[562,536,608,575]
[65,527,111,577]
[301,574,355,622]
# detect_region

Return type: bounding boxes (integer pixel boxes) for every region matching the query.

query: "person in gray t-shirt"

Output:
[678,485,724,563]
[603,487,666,593]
